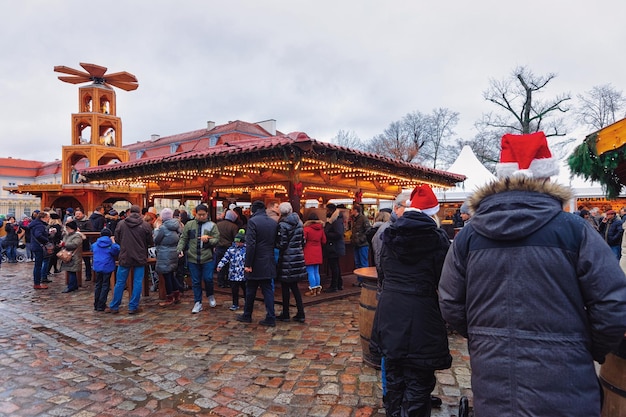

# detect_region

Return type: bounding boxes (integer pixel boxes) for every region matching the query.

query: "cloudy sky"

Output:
[2,0,625,163]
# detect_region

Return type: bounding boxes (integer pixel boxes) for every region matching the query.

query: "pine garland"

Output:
[568,133,625,198]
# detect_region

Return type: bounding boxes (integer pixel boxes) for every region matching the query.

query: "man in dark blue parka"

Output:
[440,132,626,417]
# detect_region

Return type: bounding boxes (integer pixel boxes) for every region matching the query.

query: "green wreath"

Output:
[568,133,625,198]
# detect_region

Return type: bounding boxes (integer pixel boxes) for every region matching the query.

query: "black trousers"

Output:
[385,362,435,417]
[280,281,304,318]
[327,257,342,289]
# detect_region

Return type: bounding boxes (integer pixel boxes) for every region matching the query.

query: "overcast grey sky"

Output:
[2,0,625,163]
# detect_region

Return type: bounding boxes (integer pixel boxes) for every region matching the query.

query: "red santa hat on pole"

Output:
[408,184,440,216]
[496,131,559,179]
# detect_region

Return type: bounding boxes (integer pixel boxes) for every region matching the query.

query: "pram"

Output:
[1,244,27,263]
[148,247,159,292]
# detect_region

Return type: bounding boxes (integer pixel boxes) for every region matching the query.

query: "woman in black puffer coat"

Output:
[370,184,452,417]
[275,202,307,322]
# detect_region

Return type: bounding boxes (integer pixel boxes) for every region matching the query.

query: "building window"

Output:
[136,150,144,159]
[170,143,180,154]
[210,135,219,147]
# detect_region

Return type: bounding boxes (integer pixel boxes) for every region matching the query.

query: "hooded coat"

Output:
[92,236,120,273]
[370,209,452,370]
[439,177,626,417]
[303,219,326,265]
[114,212,154,267]
[276,212,307,283]
[154,218,182,274]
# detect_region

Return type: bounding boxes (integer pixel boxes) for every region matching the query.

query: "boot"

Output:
[172,290,181,304]
[316,285,322,295]
[459,396,470,417]
[159,294,174,307]
[305,287,316,296]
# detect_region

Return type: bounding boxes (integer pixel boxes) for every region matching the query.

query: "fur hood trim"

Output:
[468,177,573,214]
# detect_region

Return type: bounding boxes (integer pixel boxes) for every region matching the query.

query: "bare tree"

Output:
[481,66,571,137]
[365,121,418,162]
[402,111,428,154]
[419,108,459,169]
[575,84,625,131]
[331,129,364,150]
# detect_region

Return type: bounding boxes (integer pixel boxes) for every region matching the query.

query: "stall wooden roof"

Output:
[81,130,465,201]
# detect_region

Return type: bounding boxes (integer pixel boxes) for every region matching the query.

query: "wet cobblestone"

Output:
[0,261,472,416]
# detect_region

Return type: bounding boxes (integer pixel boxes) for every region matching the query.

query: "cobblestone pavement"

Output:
[0,261,473,417]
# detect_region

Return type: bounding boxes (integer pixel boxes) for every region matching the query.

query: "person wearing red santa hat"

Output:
[370,183,452,417]
[439,131,626,417]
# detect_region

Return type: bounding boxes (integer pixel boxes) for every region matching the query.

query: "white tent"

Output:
[435,145,496,202]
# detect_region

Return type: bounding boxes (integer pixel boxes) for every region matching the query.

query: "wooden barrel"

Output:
[601,339,626,417]
[356,267,381,369]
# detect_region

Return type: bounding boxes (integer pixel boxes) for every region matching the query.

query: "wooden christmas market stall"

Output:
[80,131,466,214]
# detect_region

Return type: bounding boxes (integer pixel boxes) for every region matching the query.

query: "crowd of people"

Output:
[2,132,626,416]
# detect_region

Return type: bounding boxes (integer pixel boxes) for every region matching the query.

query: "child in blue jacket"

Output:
[92,228,120,311]
[216,229,247,311]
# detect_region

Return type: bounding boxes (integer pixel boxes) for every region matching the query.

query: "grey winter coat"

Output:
[439,177,626,417]
[276,212,307,283]
[154,218,182,274]
[60,231,84,273]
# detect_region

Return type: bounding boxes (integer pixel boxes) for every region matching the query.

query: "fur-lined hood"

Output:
[466,177,575,242]
[468,177,573,214]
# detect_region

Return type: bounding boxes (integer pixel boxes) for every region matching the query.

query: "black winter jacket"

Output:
[245,210,278,280]
[370,209,452,370]
[276,212,307,283]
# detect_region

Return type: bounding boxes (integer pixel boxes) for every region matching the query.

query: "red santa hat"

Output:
[496,132,559,179]
[408,184,440,216]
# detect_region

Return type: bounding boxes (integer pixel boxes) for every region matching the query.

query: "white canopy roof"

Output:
[435,145,496,202]
[435,144,625,206]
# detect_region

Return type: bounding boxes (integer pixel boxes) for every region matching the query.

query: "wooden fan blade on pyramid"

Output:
[54,65,91,78]
[105,71,138,83]
[57,76,91,85]
[107,80,139,91]
[54,63,139,92]
[80,63,107,78]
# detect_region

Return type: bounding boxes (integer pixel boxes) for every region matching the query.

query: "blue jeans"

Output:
[354,245,369,280]
[41,257,49,278]
[32,245,44,285]
[110,265,145,311]
[611,245,621,260]
[67,271,78,291]
[6,244,17,262]
[188,260,215,303]
[306,264,321,288]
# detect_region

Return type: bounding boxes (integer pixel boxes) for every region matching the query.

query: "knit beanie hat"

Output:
[101,228,112,237]
[66,220,78,230]
[408,184,440,216]
[460,201,470,215]
[160,208,173,221]
[225,210,238,222]
[496,131,559,179]
[234,229,246,243]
